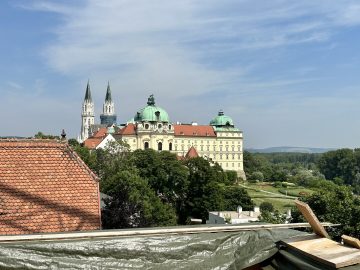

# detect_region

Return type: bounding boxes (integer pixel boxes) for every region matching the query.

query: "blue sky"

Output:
[1,0,360,148]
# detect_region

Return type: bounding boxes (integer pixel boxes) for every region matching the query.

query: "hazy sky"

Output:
[1,0,360,148]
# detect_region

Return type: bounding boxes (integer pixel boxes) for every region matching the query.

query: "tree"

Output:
[102,170,177,229]
[182,157,224,223]
[131,149,189,216]
[34,131,59,139]
[223,186,254,211]
[259,209,287,224]
[68,138,80,147]
[292,185,360,240]
[248,171,264,182]
[260,202,274,213]
[73,144,97,171]
[317,149,355,185]
[225,171,238,185]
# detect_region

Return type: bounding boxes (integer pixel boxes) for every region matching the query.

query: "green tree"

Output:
[259,209,287,224]
[102,170,177,229]
[34,131,59,139]
[248,171,264,182]
[73,144,97,171]
[292,185,360,240]
[222,186,254,210]
[68,138,80,147]
[317,149,355,185]
[131,149,189,218]
[182,157,224,223]
[260,202,274,213]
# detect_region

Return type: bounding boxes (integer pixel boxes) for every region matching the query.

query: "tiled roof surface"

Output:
[84,127,108,149]
[93,127,108,138]
[0,139,101,235]
[174,125,216,137]
[117,124,136,135]
[185,146,199,159]
[84,137,103,149]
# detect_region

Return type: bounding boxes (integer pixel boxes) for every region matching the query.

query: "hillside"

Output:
[247,146,334,154]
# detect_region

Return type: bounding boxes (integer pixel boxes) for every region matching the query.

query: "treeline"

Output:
[244,149,360,239]
[244,149,360,194]
[71,141,253,228]
[255,152,321,166]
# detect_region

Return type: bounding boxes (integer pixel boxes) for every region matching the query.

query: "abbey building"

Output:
[78,82,245,178]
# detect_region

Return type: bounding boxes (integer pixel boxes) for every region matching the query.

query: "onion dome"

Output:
[134,95,170,123]
[210,110,234,127]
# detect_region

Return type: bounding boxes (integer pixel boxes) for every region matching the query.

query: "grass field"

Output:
[240,182,314,212]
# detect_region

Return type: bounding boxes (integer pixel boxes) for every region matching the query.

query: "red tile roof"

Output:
[117,124,136,135]
[84,127,109,149]
[84,137,103,149]
[0,139,101,235]
[93,127,107,138]
[185,146,199,159]
[174,125,216,137]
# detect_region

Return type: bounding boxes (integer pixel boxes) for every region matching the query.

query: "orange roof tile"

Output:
[185,146,199,159]
[0,139,101,235]
[84,137,103,149]
[93,127,108,138]
[174,125,216,137]
[117,124,136,135]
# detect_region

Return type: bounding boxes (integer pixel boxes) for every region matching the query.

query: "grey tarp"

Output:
[0,229,358,270]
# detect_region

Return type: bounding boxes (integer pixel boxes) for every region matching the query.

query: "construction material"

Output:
[0,222,336,243]
[281,234,360,268]
[342,235,360,249]
[295,200,330,238]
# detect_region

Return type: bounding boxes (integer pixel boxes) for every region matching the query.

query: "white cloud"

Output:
[15,0,360,146]
[7,81,23,90]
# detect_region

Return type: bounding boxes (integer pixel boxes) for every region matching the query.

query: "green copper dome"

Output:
[134,95,170,123]
[210,110,234,127]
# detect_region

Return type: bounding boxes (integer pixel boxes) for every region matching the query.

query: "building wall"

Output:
[121,127,245,177]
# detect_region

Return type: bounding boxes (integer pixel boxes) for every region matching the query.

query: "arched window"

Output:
[169,142,173,151]
[158,142,162,151]
[144,142,149,149]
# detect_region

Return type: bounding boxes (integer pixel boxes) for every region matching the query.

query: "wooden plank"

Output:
[295,200,330,238]
[342,235,360,249]
[281,235,360,268]
[0,222,336,243]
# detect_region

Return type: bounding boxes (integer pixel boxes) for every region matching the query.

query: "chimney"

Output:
[61,129,66,140]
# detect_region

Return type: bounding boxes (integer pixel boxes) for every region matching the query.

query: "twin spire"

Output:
[84,81,112,103]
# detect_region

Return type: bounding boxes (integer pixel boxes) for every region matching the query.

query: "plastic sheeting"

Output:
[0,228,357,269]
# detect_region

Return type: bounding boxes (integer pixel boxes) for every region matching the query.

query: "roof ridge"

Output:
[65,144,100,182]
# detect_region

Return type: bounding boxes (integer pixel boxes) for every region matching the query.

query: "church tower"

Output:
[79,81,95,142]
[100,82,117,126]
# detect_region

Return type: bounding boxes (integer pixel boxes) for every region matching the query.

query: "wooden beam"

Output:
[0,222,337,243]
[342,235,360,249]
[281,235,360,268]
[295,200,330,238]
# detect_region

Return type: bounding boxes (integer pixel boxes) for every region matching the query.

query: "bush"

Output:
[249,171,264,182]
[260,202,274,213]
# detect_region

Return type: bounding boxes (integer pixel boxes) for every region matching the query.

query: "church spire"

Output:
[84,80,92,102]
[100,82,117,126]
[105,82,112,102]
[79,81,95,143]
